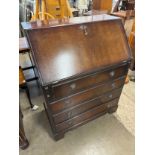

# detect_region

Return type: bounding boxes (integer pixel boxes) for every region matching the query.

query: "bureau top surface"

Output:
[22,14,131,85]
[22,14,119,30]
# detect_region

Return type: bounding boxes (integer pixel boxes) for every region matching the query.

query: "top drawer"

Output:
[44,64,128,101]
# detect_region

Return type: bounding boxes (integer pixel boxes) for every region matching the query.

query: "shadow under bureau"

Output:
[22,14,131,140]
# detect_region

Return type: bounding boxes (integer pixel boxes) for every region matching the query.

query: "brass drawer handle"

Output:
[109,71,115,77]
[67,111,72,118]
[111,83,116,89]
[65,100,70,104]
[68,121,73,125]
[80,25,88,36]
[107,104,111,108]
[84,27,88,36]
[108,94,113,98]
[70,83,76,90]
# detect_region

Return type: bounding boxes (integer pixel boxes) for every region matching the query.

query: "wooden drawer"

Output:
[53,88,122,124]
[55,98,119,132]
[50,76,125,114]
[44,65,127,102]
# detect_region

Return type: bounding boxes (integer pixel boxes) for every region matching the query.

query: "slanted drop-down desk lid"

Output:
[22,14,131,86]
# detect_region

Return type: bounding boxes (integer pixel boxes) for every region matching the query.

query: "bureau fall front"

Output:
[22,14,131,140]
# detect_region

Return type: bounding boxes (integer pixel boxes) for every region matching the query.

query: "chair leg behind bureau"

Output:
[24,84,34,109]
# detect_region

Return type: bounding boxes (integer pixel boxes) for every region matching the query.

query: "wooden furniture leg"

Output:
[19,105,29,150]
[108,105,118,114]
[23,84,34,109]
[54,133,65,141]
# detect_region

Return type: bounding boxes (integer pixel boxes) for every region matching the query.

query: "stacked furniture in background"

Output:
[93,0,112,13]
[111,0,135,24]
[19,37,39,110]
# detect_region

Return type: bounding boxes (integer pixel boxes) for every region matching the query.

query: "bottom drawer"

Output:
[55,98,119,132]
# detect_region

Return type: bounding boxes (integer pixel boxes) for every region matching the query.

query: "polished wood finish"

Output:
[22,15,130,85]
[51,65,127,100]
[48,76,125,110]
[22,14,131,140]
[53,88,122,124]
[43,65,127,102]
[22,14,120,30]
[55,98,119,132]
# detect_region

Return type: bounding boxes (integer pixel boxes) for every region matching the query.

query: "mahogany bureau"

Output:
[22,14,131,140]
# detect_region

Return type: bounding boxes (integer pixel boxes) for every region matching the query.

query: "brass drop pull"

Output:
[110,71,115,77]
[79,25,88,36]
[111,83,116,89]
[107,104,111,108]
[68,121,73,125]
[70,83,76,90]
[65,100,70,104]
[67,111,72,118]
[84,26,88,36]
[109,94,113,98]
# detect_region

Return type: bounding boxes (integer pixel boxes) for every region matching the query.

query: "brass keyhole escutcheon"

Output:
[79,25,88,36]
[109,94,113,98]
[111,83,116,88]
[68,121,73,125]
[67,112,72,118]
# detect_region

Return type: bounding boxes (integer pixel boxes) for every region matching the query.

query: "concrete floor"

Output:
[19,78,134,155]
[115,80,135,136]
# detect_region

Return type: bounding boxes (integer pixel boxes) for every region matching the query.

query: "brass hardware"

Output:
[107,104,111,108]
[67,112,72,118]
[68,121,73,125]
[109,94,113,98]
[110,71,115,77]
[111,83,116,88]
[84,27,88,36]
[65,100,70,104]
[70,83,76,90]
[79,25,88,36]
